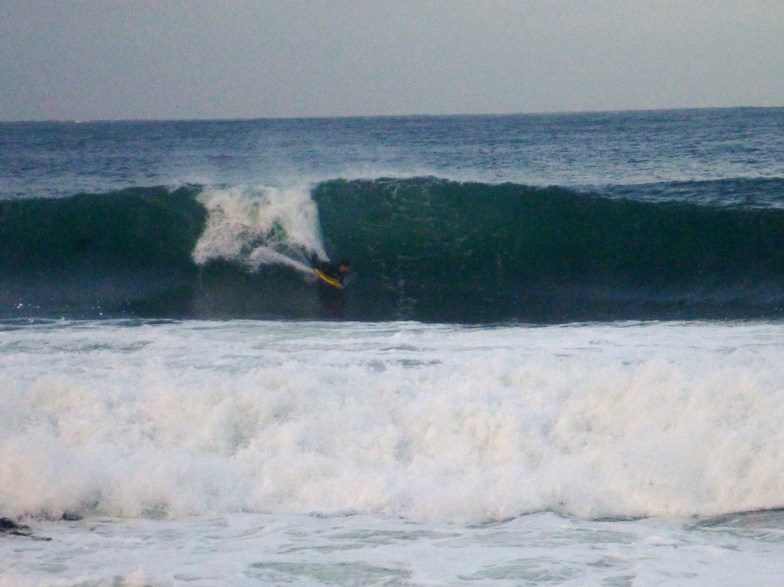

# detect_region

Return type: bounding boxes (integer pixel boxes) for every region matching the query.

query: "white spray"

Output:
[191,185,327,275]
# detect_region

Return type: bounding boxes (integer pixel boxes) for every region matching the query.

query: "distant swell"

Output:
[2,177,784,322]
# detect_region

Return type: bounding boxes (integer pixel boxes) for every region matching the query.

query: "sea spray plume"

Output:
[192,185,328,274]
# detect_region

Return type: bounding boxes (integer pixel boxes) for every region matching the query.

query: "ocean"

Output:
[1,108,784,585]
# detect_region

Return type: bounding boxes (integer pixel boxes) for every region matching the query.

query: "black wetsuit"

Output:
[313,259,348,318]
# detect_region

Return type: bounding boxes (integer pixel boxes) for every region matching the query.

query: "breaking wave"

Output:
[2,177,784,322]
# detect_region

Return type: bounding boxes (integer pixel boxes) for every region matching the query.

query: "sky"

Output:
[1,0,783,121]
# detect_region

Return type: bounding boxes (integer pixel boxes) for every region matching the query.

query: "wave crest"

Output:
[192,185,326,275]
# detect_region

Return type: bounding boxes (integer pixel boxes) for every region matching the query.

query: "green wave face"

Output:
[2,178,784,322]
[315,177,784,322]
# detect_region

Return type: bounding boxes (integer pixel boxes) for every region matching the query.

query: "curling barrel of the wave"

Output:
[313,177,784,322]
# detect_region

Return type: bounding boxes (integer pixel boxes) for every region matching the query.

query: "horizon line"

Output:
[2,104,781,125]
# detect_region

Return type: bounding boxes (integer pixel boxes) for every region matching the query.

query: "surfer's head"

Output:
[338,260,350,273]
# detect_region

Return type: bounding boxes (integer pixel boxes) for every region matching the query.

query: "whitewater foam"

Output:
[192,185,327,273]
[2,320,783,524]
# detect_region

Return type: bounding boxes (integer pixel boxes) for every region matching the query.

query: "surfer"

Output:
[310,256,351,318]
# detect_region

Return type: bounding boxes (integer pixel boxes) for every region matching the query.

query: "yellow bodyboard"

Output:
[314,268,344,289]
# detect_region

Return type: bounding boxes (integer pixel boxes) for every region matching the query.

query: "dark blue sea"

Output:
[2,109,784,584]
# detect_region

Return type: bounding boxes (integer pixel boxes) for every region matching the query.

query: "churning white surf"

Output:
[2,320,783,524]
[191,185,326,273]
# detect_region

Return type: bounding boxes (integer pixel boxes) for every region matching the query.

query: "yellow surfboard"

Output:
[314,268,344,289]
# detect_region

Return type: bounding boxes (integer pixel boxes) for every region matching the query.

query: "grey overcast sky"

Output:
[1,0,783,121]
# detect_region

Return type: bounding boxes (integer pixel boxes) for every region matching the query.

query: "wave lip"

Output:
[602,176,784,209]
